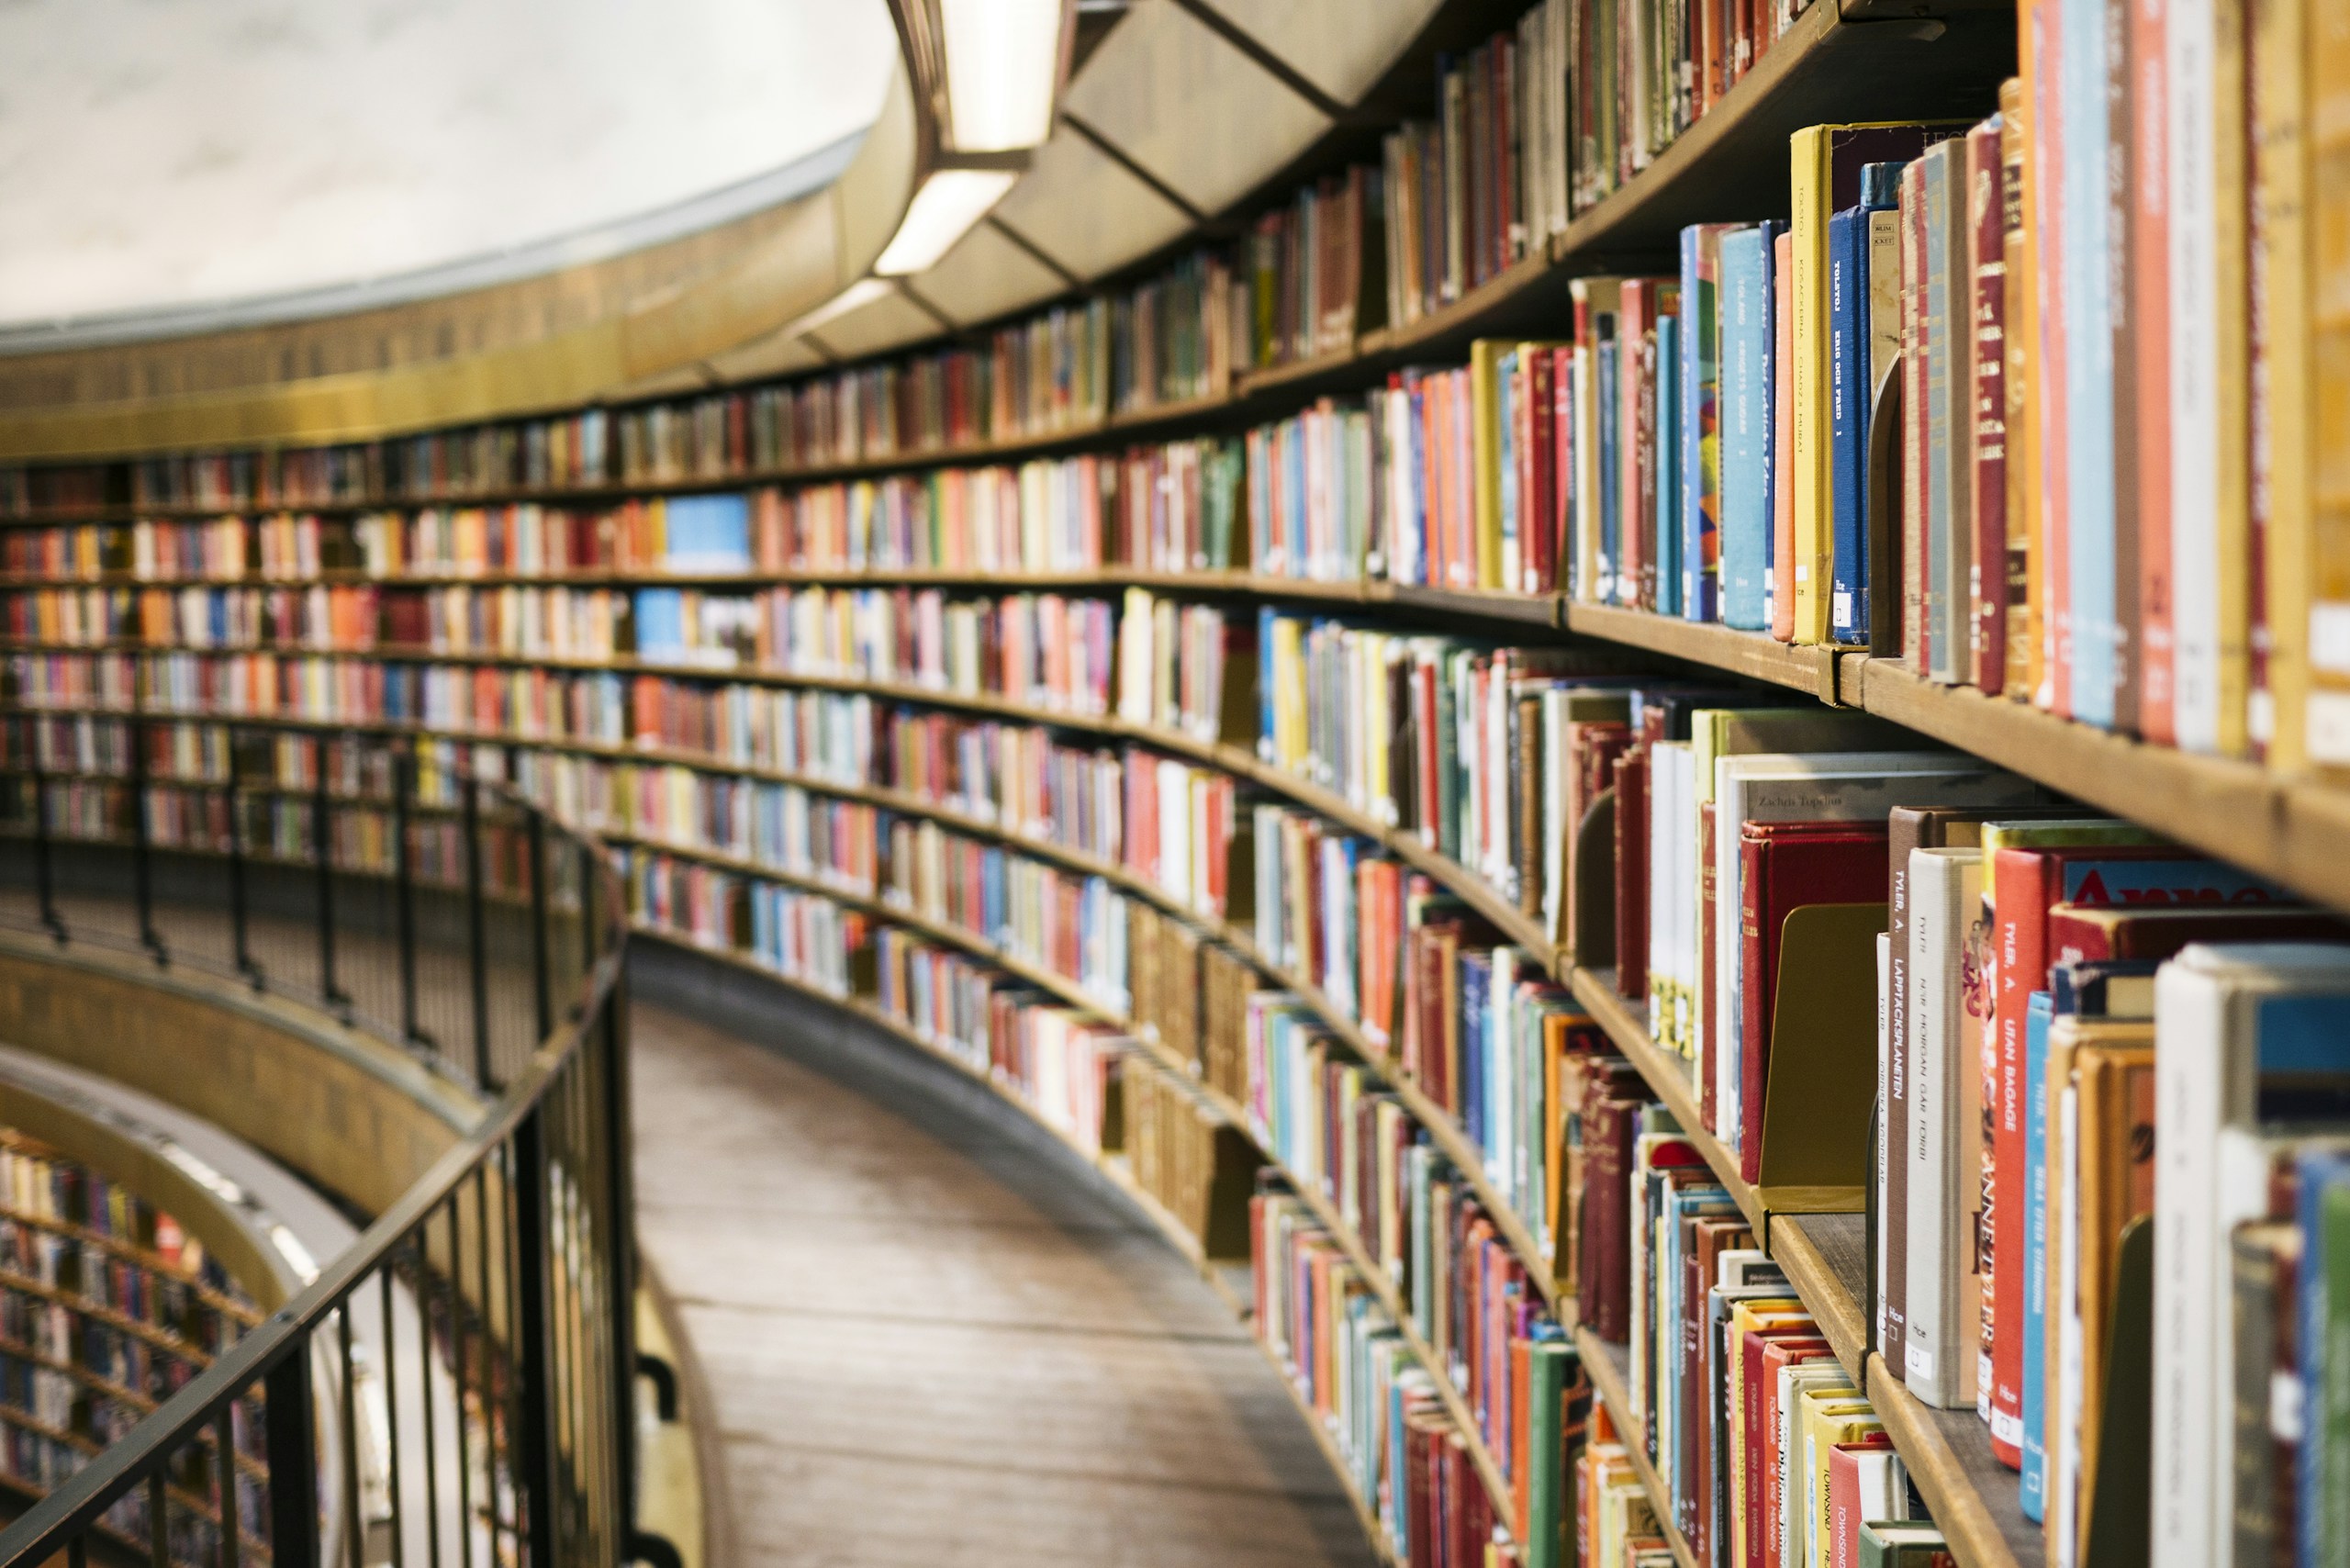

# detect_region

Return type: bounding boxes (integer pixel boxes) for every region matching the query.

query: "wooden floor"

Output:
[628,950,1379,1568]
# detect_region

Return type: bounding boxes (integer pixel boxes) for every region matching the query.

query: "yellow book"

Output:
[1789,122,1969,646]
[2256,0,2313,765]
[1799,1397,1885,1568]
[1471,340,1505,590]
[2299,0,2350,773]
[1726,1300,1809,1568]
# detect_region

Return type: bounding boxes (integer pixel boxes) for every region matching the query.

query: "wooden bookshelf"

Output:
[0,0,2266,1559]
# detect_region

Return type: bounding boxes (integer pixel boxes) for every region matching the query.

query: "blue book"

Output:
[1828,209,1870,643]
[1830,165,1906,644]
[1460,951,1490,1149]
[1257,606,1279,757]
[1718,222,1784,630]
[1680,226,1724,623]
[663,493,752,569]
[1598,337,1621,605]
[2300,1146,2350,1567]
[2061,0,2118,727]
[1656,315,1683,619]
[2020,989,2055,1522]
[633,588,685,657]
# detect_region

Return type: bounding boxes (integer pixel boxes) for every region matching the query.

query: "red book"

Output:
[1967,119,2009,691]
[1550,347,1576,596]
[1751,1336,1834,1568]
[1613,745,1651,998]
[2043,900,2344,964]
[1828,1435,1897,1568]
[1404,1407,1440,1567]
[1510,1335,1535,1540]
[1525,349,1556,592]
[1736,822,1890,1182]
[1579,1087,1647,1339]
[1698,799,1721,1126]
[1982,845,2288,1462]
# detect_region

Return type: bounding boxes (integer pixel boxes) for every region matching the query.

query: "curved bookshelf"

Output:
[17,0,2334,1559]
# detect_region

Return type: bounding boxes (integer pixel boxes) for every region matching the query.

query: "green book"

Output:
[1527,1338,1572,1568]
[1859,1520,1953,1566]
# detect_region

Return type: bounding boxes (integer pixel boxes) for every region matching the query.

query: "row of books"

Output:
[0,0,1864,531]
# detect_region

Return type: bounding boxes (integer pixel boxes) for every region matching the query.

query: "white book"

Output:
[1539,688,1572,940]
[1648,739,1693,1060]
[1905,846,1984,1409]
[2150,943,2350,1568]
[1709,753,2019,1147]
[1875,925,1893,1353]
[2165,0,2221,751]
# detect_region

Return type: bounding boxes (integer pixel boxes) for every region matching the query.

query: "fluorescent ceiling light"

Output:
[940,0,1065,152]
[873,168,1017,275]
[785,275,896,336]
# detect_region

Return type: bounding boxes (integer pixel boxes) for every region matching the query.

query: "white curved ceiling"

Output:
[0,0,901,331]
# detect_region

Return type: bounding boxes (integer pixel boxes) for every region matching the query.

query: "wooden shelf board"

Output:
[1864,1360,2037,1568]
[1852,655,2350,912]
[1563,603,1836,695]
[1382,582,1565,629]
[1771,1214,1870,1384]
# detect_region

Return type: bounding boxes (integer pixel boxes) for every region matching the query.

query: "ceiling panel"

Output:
[988,129,1192,282]
[912,222,1068,330]
[1057,0,1331,218]
[1193,0,1444,106]
[805,286,942,363]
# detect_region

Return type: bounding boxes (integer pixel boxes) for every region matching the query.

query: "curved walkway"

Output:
[629,947,1378,1568]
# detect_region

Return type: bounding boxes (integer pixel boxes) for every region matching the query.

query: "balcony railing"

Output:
[0,715,636,1568]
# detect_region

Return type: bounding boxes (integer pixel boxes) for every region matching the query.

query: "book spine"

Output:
[1773,229,1796,641]
[1722,232,1770,631]
[1828,207,1868,644]
[1883,819,1921,1367]
[1790,129,1831,644]
[2253,0,2315,769]
[1969,119,2010,692]
[1922,144,1958,683]
[2002,81,2040,700]
[2032,0,2075,718]
[1902,162,1930,670]
[2305,0,2350,774]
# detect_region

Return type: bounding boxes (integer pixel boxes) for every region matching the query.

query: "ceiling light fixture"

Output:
[939,0,1068,152]
[873,167,1018,275]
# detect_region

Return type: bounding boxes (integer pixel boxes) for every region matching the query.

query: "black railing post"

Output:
[129,714,164,965]
[600,980,642,1546]
[394,740,423,1047]
[529,810,552,1040]
[315,739,348,1015]
[464,775,494,1092]
[575,840,599,1017]
[226,727,262,990]
[511,1108,561,1568]
[264,1349,319,1568]
[29,725,63,945]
